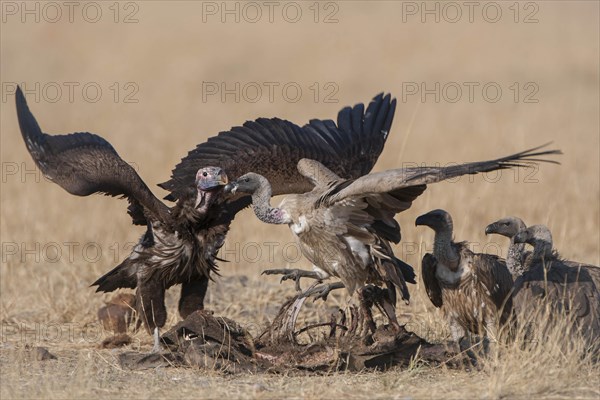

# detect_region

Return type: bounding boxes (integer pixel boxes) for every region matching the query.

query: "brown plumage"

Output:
[16,87,398,347]
[228,147,559,332]
[416,210,514,344]
[512,225,600,345]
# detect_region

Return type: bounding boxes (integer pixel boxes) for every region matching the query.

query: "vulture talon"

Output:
[300,282,345,302]
[262,268,322,292]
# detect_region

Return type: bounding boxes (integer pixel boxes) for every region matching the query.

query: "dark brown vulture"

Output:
[226,147,559,337]
[511,225,600,346]
[16,86,398,350]
[416,209,514,347]
[485,216,529,278]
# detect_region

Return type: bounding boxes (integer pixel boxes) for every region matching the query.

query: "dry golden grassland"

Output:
[1,2,599,398]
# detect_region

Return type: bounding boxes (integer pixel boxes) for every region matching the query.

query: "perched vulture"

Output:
[416,209,514,346]
[511,225,600,345]
[485,217,529,277]
[16,86,398,350]
[226,147,559,335]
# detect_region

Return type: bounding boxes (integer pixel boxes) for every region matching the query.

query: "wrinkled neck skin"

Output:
[531,238,554,268]
[251,179,290,225]
[433,227,460,270]
[195,189,222,216]
[507,238,526,276]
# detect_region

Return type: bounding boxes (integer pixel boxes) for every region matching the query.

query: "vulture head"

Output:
[194,167,229,210]
[226,173,292,225]
[513,225,552,245]
[485,217,526,238]
[225,172,265,195]
[415,209,453,233]
[513,225,554,258]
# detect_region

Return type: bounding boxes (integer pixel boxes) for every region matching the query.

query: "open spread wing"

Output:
[318,144,562,206]
[159,93,396,201]
[15,86,170,225]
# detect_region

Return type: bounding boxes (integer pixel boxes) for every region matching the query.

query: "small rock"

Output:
[34,347,57,361]
[98,293,137,333]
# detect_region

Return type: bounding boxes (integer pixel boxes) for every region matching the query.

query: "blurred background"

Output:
[1,1,598,335]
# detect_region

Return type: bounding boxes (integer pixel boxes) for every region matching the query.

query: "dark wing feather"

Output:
[422,253,443,308]
[473,253,514,324]
[515,260,600,323]
[15,86,170,225]
[322,144,562,205]
[159,94,396,201]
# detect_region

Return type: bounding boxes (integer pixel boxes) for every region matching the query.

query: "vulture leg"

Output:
[377,287,402,331]
[262,268,323,292]
[449,319,469,352]
[178,277,209,319]
[136,274,167,335]
[151,327,163,353]
[364,285,402,331]
[300,282,345,301]
[482,319,498,355]
[357,285,379,341]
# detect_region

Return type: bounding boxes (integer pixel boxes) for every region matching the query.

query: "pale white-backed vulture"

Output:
[512,225,600,346]
[485,217,529,277]
[416,209,514,346]
[16,86,398,349]
[226,147,559,336]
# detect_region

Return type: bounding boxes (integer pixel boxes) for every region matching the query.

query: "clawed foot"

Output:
[299,282,345,301]
[262,268,321,292]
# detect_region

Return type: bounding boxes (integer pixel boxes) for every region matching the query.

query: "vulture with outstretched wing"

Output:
[226,146,560,337]
[15,86,396,350]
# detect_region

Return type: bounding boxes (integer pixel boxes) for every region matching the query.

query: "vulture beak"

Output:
[224,182,238,195]
[485,223,497,235]
[415,214,429,227]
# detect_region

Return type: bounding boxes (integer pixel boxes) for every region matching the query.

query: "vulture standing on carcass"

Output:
[16,86,399,350]
[485,217,530,278]
[226,147,560,337]
[416,209,515,348]
[511,225,600,346]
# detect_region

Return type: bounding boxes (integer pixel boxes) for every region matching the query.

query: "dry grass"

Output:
[1,1,599,399]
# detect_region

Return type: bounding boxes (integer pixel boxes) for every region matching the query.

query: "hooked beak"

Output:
[224,182,238,195]
[485,223,497,235]
[415,215,429,227]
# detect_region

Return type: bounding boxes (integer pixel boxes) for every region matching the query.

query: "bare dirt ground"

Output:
[1,2,599,399]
